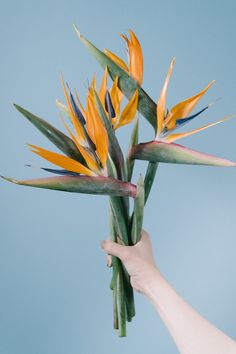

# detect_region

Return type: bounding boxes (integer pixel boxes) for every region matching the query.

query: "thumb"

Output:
[101,240,129,261]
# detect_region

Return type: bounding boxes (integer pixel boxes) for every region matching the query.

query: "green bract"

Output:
[130,141,236,167]
[1,175,137,197]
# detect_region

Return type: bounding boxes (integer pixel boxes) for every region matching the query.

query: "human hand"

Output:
[102,231,236,354]
[101,229,161,296]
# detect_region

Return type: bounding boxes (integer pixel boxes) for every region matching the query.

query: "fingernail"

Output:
[107,255,112,267]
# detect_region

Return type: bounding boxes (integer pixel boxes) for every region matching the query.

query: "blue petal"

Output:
[162,104,210,137]
[105,90,116,118]
[175,105,209,128]
[69,90,96,152]
[25,164,80,176]
[69,91,86,125]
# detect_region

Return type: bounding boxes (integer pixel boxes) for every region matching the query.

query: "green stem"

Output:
[113,284,119,329]
[128,162,158,246]
[117,268,126,337]
[110,196,129,245]
[144,162,159,204]
[126,117,139,182]
[109,203,119,329]
[110,256,119,290]
[121,264,135,320]
[109,200,132,335]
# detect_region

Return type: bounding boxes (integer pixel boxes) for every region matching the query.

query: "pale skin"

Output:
[101,230,236,354]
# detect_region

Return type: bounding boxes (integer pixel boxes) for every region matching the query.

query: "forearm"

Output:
[144,270,236,354]
[101,232,236,353]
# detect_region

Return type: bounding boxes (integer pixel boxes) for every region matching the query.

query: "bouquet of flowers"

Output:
[2,26,235,337]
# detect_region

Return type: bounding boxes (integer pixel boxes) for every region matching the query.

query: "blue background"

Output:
[1,0,236,353]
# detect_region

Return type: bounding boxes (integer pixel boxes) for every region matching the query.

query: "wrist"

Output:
[141,266,164,298]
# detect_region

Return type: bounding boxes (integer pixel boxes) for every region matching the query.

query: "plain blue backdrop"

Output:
[1,0,236,353]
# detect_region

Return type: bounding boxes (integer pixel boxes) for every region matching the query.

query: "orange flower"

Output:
[105,30,144,85]
[155,58,231,143]
[105,76,138,129]
[28,76,109,177]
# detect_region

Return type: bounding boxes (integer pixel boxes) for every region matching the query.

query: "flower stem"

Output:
[144,162,159,204]
[113,285,119,329]
[116,268,126,337]
[121,264,135,320]
[109,197,136,335]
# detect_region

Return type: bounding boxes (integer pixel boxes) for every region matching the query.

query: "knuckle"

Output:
[102,240,112,252]
[122,248,131,262]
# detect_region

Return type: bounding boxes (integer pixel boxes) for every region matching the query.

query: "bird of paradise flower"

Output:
[2,27,236,339]
[82,27,234,166]
[28,76,109,177]
[1,73,138,198]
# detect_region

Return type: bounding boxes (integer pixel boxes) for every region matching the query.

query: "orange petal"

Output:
[104,50,129,72]
[128,30,144,85]
[164,115,233,143]
[165,80,215,129]
[98,67,108,107]
[87,93,108,167]
[110,76,122,116]
[115,90,139,129]
[85,91,96,144]
[157,58,176,136]
[60,75,86,144]
[27,144,94,176]
[60,115,100,173]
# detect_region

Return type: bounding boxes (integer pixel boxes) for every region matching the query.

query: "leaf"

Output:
[130,140,236,167]
[1,175,137,197]
[131,176,145,244]
[74,27,157,130]
[14,104,85,164]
